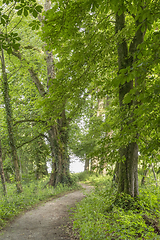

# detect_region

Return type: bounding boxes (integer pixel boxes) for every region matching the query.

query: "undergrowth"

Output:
[0,174,79,230]
[72,173,160,239]
[75,171,106,183]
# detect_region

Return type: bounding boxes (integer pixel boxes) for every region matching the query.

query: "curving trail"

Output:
[0,184,93,240]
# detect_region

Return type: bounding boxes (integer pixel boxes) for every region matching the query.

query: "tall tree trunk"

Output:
[48,110,71,186]
[112,162,119,186]
[0,138,7,196]
[43,0,71,186]
[0,47,22,193]
[10,0,71,187]
[28,61,71,186]
[115,9,145,197]
[118,143,139,197]
[84,158,89,171]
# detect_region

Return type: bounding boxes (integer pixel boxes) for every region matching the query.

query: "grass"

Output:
[0,175,80,230]
[74,171,106,183]
[2,171,160,239]
[72,172,160,240]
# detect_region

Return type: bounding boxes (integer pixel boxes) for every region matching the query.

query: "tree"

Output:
[0,137,7,195]
[0,47,22,192]
[114,0,160,197]
[0,0,44,189]
[0,0,73,187]
[42,0,160,197]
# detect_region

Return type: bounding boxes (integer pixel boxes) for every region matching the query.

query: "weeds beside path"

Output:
[0,184,93,240]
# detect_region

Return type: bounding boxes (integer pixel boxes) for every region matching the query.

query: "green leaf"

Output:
[123,93,132,104]
[35,5,43,13]
[17,9,23,15]
[3,0,10,4]
[2,14,8,20]
[118,8,123,16]
[15,6,21,10]
[1,17,6,26]
[32,10,38,18]
[24,8,28,17]
[7,47,12,54]
[15,37,21,41]
[13,43,20,50]
[13,33,18,37]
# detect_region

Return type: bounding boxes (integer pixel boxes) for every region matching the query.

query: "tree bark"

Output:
[0,138,7,196]
[47,110,71,186]
[43,0,71,186]
[141,164,151,185]
[1,47,22,193]
[115,9,145,197]
[112,162,119,186]
[11,45,71,186]
[118,143,139,197]
[152,163,158,187]
[84,158,89,171]
[9,0,71,187]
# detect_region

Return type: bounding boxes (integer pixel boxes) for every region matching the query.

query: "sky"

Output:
[70,155,84,173]
[47,155,84,173]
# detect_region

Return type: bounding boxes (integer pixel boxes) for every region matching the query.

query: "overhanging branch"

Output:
[17,133,49,149]
[13,119,46,126]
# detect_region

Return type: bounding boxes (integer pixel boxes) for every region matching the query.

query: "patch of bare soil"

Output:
[0,184,93,240]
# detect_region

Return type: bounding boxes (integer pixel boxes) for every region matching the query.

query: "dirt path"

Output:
[0,184,93,240]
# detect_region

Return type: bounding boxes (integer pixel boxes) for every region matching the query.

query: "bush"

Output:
[74,171,96,182]
[72,175,160,239]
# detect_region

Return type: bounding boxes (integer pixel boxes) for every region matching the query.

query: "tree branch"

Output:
[17,133,49,149]
[13,119,46,126]
[23,46,41,52]
[11,50,47,97]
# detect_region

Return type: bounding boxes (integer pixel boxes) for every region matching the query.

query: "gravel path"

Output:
[0,184,93,240]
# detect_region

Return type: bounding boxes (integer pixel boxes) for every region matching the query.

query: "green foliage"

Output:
[74,171,100,182]
[0,176,79,230]
[72,175,160,239]
[0,32,21,54]
[15,1,43,18]
[42,0,160,166]
[0,0,43,56]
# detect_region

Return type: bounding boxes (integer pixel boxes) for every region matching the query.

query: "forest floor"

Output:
[0,184,93,240]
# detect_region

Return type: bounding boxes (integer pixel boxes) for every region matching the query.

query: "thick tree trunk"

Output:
[10,0,71,187]
[118,143,139,197]
[1,47,22,193]
[48,110,71,186]
[115,9,145,197]
[28,66,71,186]
[0,138,7,196]
[43,0,71,186]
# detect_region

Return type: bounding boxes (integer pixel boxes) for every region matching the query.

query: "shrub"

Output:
[72,175,160,239]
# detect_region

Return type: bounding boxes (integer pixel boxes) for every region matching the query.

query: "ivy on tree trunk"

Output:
[0,137,7,196]
[115,6,146,197]
[1,47,22,193]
